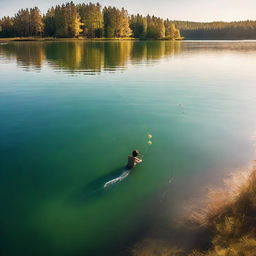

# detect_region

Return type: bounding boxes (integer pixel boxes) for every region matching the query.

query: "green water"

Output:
[0,41,256,256]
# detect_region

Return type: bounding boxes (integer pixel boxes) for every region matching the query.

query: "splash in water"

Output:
[103,170,130,188]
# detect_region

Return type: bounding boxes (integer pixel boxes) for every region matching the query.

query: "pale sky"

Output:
[0,0,255,22]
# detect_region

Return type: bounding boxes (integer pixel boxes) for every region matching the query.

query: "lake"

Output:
[0,40,256,256]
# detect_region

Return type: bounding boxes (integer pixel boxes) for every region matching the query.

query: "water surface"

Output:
[0,41,256,256]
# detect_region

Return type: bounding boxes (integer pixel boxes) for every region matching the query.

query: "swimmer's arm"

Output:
[135,157,142,163]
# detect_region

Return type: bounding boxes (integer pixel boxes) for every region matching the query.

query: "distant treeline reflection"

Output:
[0,41,181,73]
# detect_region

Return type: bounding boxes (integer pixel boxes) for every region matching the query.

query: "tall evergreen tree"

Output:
[14,8,31,36]
[30,7,44,36]
[43,7,56,37]
[165,20,180,39]
[77,2,103,38]
[130,14,147,39]
[116,8,131,38]
[103,6,131,38]
[146,15,165,39]
[54,2,83,38]
[67,2,84,37]
[103,6,115,38]
[54,5,67,37]
[0,16,15,37]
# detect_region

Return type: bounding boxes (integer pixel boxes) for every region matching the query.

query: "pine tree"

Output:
[0,16,15,37]
[30,7,44,36]
[69,12,83,37]
[117,8,131,38]
[14,8,31,36]
[54,5,67,37]
[130,14,147,39]
[77,2,103,38]
[43,7,56,37]
[103,6,131,38]
[165,20,180,39]
[53,2,83,38]
[103,6,116,38]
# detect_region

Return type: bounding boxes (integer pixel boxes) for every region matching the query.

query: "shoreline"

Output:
[131,162,256,256]
[0,37,184,42]
[1,37,255,43]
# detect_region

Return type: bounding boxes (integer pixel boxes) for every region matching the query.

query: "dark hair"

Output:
[132,150,139,157]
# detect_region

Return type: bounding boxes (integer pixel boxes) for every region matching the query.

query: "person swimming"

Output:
[126,150,143,169]
[103,150,143,188]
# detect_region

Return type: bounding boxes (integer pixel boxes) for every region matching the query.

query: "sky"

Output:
[0,0,255,22]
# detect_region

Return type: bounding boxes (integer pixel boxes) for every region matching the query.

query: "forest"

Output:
[174,20,256,39]
[0,2,181,40]
[1,2,255,40]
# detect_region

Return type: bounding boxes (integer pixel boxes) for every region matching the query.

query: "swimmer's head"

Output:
[132,150,139,157]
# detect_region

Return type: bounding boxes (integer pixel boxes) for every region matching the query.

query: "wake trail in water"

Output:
[103,170,130,188]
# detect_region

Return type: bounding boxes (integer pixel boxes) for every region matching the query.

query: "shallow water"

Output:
[0,40,256,256]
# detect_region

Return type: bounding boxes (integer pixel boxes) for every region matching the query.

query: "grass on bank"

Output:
[189,167,256,256]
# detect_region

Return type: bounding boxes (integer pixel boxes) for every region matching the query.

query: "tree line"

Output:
[0,2,181,40]
[130,15,180,39]
[174,20,256,39]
